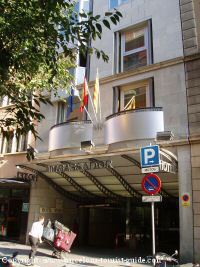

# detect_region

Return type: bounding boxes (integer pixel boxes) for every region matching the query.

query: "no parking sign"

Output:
[182,193,191,207]
[142,173,162,195]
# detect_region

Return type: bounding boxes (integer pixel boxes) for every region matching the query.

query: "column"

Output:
[178,145,194,263]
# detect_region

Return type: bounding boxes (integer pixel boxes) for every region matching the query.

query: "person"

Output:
[27,215,44,266]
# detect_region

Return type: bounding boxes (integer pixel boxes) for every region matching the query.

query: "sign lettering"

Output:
[144,148,156,164]
[48,160,112,173]
[160,160,177,173]
[141,145,160,168]
[17,172,37,182]
[40,207,63,214]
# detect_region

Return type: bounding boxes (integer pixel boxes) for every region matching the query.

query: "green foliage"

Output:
[0,0,122,160]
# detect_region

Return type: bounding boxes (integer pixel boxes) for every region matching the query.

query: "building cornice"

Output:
[29,134,200,165]
[183,52,200,63]
[77,56,184,88]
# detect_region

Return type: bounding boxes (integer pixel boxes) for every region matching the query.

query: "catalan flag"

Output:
[80,77,89,112]
[93,70,99,114]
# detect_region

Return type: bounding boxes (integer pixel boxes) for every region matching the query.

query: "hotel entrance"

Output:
[0,181,30,242]
[20,148,179,255]
[76,199,179,255]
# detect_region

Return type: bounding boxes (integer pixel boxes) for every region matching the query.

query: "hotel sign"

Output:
[48,160,113,173]
[17,171,37,182]
[40,207,63,214]
[160,160,177,173]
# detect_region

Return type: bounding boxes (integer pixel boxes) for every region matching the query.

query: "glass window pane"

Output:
[124,86,146,110]
[57,102,67,123]
[125,29,145,52]
[16,134,27,152]
[0,136,5,154]
[83,0,90,12]
[110,0,118,9]
[74,2,79,13]
[123,50,147,71]
[6,134,13,153]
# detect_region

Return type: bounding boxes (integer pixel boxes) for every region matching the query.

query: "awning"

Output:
[17,150,178,204]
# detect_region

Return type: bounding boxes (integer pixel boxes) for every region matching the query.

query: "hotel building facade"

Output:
[0,0,200,263]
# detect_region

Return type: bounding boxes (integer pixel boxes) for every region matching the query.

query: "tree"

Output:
[0,0,122,159]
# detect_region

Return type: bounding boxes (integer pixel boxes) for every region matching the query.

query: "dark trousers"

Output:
[29,235,39,259]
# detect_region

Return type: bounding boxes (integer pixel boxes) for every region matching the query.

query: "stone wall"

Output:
[180,0,200,261]
[180,0,199,56]
[186,58,200,135]
[191,143,200,262]
[186,57,200,262]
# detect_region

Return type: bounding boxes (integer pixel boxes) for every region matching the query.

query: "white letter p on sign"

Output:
[144,148,155,164]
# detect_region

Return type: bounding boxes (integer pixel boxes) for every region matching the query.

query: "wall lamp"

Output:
[156,131,174,141]
[80,140,95,152]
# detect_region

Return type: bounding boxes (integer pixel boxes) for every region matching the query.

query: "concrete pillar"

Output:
[26,177,77,243]
[178,145,194,263]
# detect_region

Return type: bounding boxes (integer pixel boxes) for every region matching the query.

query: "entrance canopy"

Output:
[18,150,178,204]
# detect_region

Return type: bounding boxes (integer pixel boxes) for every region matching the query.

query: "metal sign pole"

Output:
[151,201,156,258]
[141,172,162,266]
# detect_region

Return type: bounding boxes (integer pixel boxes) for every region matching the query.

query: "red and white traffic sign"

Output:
[181,193,191,207]
[142,173,162,195]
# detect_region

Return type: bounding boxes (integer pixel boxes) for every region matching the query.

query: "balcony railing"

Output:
[49,120,92,152]
[104,107,164,145]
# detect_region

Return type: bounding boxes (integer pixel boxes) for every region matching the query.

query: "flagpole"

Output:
[124,95,135,110]
[87,86,98,124]
[83,106,94,124]
[97,69,102,125]
[77,90,95,125]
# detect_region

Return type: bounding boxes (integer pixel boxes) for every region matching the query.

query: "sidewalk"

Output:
[0,241,151,267]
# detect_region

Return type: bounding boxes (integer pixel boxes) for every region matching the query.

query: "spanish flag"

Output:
[93,70,99,114]
[80,77,89,112]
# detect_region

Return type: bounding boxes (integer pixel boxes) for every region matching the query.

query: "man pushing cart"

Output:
[42,219,77,259]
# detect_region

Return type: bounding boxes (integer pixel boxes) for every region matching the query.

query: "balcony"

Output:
[49,121,92,152]
[104,108,164,145]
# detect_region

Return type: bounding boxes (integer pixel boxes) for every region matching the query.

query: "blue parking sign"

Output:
[140,145,160,168]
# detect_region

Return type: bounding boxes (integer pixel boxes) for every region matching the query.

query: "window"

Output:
[0,132,27,154]
[115,21,153,73]
[75,0,90,16]
[0,135,5,154]
[57,102,67,124]
[5,132,14,153]
[110,0,128,9]
[56,98,83,124]
[113,79,154,113]
[16,134,28,152]
[82,0,90,12]
[0,96,11,107]
[124,86,146,110]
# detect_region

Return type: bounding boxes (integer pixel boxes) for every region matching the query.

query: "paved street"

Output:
[0,241,152,267]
